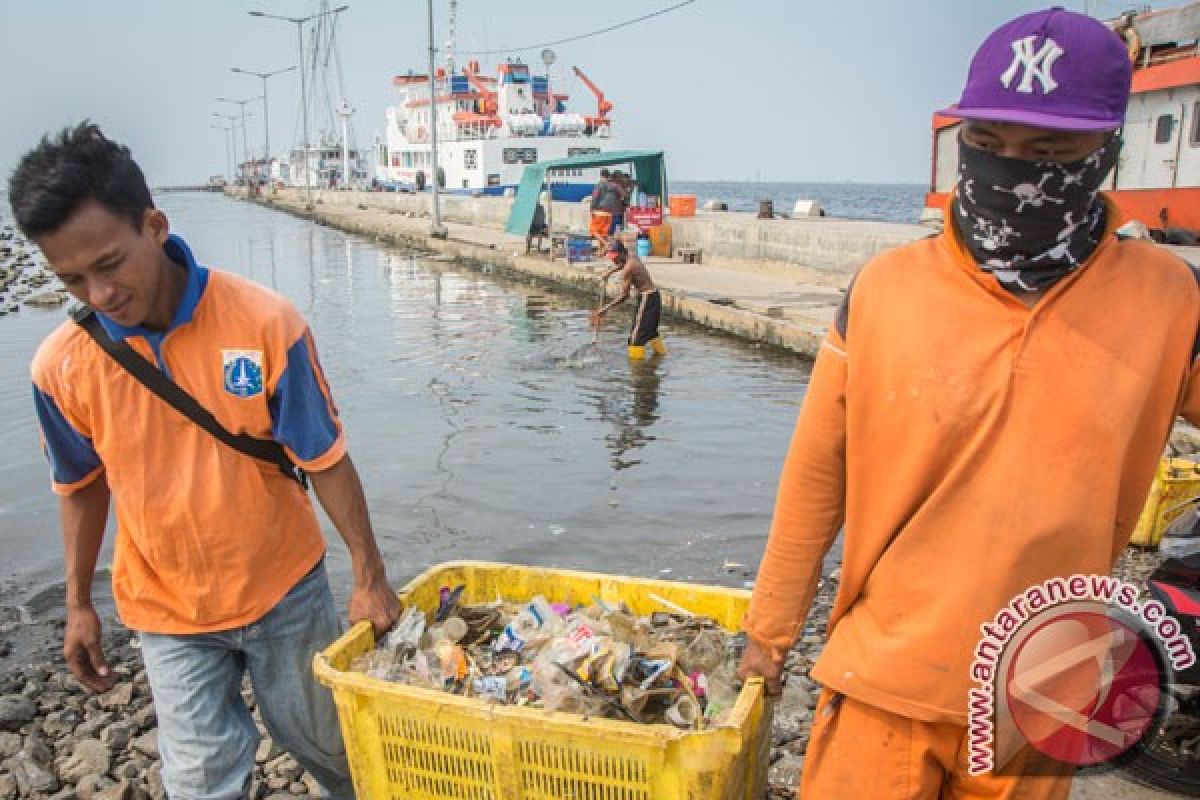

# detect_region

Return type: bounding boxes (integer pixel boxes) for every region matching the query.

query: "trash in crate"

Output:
[350,584,746,729]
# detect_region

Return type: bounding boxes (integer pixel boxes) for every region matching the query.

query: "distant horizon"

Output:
[674,178,927,186]
[3,1,1190,188]
[143,177,931,190]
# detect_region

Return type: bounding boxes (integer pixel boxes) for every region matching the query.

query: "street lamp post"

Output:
[426,0,446,238]
[231,65,296,187]
[212,111,252,187]
[249,5,349,208]
[217,96,262,185]
[210,124,233,183]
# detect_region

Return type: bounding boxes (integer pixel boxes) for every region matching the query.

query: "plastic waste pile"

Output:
[350,585,746,729]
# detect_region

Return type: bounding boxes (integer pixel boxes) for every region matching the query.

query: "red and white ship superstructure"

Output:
[925,3,1200,231]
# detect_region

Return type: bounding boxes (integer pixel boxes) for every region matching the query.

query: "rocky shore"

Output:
[0,225,67,314]
[0,546,1169,799]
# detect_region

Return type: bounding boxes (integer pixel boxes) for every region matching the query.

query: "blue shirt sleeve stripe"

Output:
[268,335,340,463]
[32,385,102,485]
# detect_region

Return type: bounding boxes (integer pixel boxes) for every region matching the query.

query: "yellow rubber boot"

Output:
[649,337,668,356]
[627,345,647,359]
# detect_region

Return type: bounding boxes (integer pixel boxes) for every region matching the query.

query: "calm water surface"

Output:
[673,180,926,223]
[0,192,813,614]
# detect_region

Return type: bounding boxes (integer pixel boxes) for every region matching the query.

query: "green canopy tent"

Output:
[504,149,667,236]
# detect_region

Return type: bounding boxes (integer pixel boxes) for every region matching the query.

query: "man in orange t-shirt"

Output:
[12,123,400,799]
[739,9,1200,799]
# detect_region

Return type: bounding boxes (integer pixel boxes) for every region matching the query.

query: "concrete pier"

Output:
[234,187,931,359]
[230,186,1200,453]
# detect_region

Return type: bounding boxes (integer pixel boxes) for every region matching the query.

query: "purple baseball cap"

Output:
[941,7,1132,132]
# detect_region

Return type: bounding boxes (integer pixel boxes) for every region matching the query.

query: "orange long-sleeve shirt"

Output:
[744,200,1200,723]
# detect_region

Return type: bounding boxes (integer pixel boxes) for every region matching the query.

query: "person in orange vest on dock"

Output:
[739,9,1200,798]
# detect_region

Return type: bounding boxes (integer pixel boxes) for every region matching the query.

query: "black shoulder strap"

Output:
[1190,264,1200,362]
[71,307,306,488]
[834,274,858,342]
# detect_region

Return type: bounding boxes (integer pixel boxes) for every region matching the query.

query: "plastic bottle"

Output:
[703,663,740,723]
[680,630,725,675]
[636,235,651,259]
[380,606,426,651]
[539,682,587,714]
[525,595,563,634]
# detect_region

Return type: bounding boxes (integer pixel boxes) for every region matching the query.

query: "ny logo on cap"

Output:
[1001,35,1064,94]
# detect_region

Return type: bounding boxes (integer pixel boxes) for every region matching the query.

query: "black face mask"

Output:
[952,135,1120,293]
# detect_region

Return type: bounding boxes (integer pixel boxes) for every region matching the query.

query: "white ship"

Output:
[373,58,620,200]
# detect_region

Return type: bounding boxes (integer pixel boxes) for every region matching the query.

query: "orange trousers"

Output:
[797,691,1076,800]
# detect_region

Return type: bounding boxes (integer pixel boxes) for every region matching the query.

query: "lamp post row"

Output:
[247,5,348,206]
[210,111,250,185]
[231,65,296,187]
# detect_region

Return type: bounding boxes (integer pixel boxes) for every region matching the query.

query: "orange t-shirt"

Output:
[744,200,1200,723]
[32,235,344,634]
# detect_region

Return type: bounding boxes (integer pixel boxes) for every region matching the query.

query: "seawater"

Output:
[673,180,926,224]
[0,192,815,614]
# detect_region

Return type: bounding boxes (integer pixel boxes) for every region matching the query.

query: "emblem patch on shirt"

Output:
[222,350,264,398]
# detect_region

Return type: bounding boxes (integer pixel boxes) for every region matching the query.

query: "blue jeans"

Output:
[139,560,353,800]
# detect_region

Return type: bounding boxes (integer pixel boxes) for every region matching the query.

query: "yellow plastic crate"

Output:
[1131,457,1200,547]
[314,561,773,800]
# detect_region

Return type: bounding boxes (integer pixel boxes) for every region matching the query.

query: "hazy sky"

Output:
[0,1,1185,187]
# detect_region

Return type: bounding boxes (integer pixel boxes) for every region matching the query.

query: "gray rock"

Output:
[766,752,804,790]
[98,684,134,711]
[140,764,163,800]
[131,706,156,732]
[0,731,21,758]
[10,750,61,794]
[130,731,158,760]
[0,696,37,731]
[112,761,139,781]
[100,720,137,751]
[93,778,131,800]
[288,782,305,794]
[43,708,85,737]
[38,691,68,714]
[76,774,117,800]
[23,289,68,307]
[75,711,115,740]
[0,772,15,800]
[59,738,111,784]
[24,732,54,765]
[787,682,817,711]
[773,684,815,744]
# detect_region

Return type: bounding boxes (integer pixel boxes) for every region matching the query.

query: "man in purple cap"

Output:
[739,8,1200,798]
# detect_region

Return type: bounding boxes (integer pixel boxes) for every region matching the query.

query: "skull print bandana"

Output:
[952,135,1121,293]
